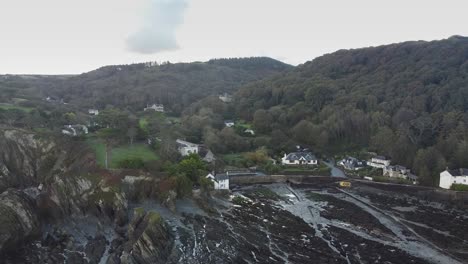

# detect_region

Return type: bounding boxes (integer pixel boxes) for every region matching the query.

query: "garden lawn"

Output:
[110,143,158,168]
[0,103,34,112]
[88,139,158,168]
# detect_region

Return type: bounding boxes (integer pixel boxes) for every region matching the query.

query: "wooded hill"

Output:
[233,36,468,185]
[41,57,292,114]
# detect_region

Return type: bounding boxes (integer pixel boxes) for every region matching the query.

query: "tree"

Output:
[158,132,180,161]
[253,109,272,134]
[370,126,396,156]
[127,126,137,145]
[199,176,214,197]
[413,147,446,186]
[305,85,333,111]
[173,174,193,198]
[96,128,120,169]
[63,112,77,124]
[177,154,207,182]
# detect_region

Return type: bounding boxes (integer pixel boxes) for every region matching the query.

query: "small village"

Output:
[57,94,468,193]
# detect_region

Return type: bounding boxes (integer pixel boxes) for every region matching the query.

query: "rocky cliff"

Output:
[0,128,128,255]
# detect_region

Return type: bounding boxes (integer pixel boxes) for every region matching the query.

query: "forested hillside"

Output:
[43,57,292,114]
[233,36,468,185]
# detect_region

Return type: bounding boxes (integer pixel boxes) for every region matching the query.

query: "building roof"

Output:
[207,173,229,181]
[176,139,199,148]
[387,165,408,171]
[285,152,317,161]
[215,174,229,181]
[448,168,468,177]
[374,155,389,160]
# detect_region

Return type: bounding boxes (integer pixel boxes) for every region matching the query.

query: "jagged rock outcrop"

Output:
[0,128,129,257]
[107,208,174,264]
[0,189,40,252]
[0,129,56,192]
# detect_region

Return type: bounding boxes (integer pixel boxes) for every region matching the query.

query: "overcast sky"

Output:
[1,0,467,74]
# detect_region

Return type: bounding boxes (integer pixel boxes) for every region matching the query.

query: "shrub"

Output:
[232,196,249,205]
[118,158,145,169]
[450,184,468,192]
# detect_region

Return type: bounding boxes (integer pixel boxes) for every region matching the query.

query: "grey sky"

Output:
[1,0,467,74]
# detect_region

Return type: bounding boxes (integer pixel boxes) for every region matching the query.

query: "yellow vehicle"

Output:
[339,181,351,188]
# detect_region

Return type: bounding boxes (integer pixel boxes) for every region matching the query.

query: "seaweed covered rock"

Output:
[0,189,40,253]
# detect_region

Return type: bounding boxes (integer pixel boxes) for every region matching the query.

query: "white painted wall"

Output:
[179,146,198,156]
[439,170,468,189]
[281,157,317,165]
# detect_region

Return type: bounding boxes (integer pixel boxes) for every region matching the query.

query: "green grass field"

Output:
[235,120,252,129]
[88,139,158,168]
[0,103,34,112]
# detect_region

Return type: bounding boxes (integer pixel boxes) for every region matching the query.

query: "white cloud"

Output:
[126,0,188,54]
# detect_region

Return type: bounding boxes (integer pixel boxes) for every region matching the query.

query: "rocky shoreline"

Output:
[1,128,467,263]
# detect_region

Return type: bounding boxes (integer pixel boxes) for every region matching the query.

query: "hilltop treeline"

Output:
[42,57,292,114]
[232,36,468,185]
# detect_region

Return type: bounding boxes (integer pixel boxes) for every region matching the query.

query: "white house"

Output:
[338,157,366,170]
[219,93,233,103]
[282,152,318,165]
[244,129,255,135]
[62,125,88,136]
[224,120,235,127]
[176,139,199,156]
[439,168,468,189]
[383,165,410,179]
[144,104,165,112]
[367,156,391,169]
[88,109,99,116]
[206,172,229,190]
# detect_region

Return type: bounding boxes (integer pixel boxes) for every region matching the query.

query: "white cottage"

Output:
[383,165,410,179]
[244,129,255,135]
[439,168,468,189]
[88,109,99,116]
[224,120,235,127]
[206,173,229,190]
[176,139,199,156]
[367,156,391,169]
[62,125,89,136]
[144,104,165,112]
[282,152,318,165]
[219,93,233,103]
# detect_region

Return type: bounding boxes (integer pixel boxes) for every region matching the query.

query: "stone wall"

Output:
[230,175,336,185]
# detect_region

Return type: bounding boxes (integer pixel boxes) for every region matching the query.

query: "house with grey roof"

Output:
[144,104,164,112]
[383,165,410,179]
[368,155,391,169]
[61,125,88,136]
[338,157,366,170]
[281,151,318,166]
[206,172,229,190]
[176,139,199,156]
[439,168,468,189]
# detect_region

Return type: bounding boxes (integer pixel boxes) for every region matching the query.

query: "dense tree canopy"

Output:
[232,36,468,185]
